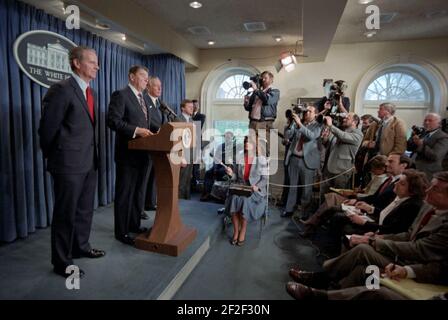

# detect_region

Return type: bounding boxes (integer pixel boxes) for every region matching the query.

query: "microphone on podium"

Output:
[159,101,178,121]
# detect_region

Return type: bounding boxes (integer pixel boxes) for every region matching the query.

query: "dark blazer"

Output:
[39,77,98,174]
[361,178,398,216]
[364,197,423,235]
[107,86,153,167]
[145,94,169,131]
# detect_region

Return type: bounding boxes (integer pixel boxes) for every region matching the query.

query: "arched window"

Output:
[364,71,429,104]
[216,74,250,100]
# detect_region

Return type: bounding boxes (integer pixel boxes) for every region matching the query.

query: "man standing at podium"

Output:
[143,76,167,217]
[107,65,157,245]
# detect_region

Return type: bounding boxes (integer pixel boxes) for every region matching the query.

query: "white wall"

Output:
[186,37,448,136]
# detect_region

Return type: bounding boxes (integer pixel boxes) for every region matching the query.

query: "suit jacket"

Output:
[285,120,323,169]
[325,126,363,174]
[379,116,407,155]
[145,94,169,131]
[39,77,98,174]
[364,197,423,235]
[375,204,448,265]
[107,86,154,167]
[414,129,448,178]
[361,177,398,216]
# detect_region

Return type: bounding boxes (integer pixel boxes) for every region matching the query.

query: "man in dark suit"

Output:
[191,99,206,192]
[107,65,157,245]
[407,113,448,179]
[38,46,105,278]
[179,99,195,199]
[143,76,168,216]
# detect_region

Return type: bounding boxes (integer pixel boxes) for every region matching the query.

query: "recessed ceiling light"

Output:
[121,34,127,41]
[189,2,202,9]
[358,0,374,4]
[207,40,215,46]
[273,36,283,42]
[364,30,377,38]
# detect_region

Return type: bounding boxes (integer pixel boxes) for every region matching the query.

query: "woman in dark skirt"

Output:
[224,136,269,246]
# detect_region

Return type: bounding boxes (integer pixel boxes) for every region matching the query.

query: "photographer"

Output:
[282,104,323,218]
[320,113,363,197]
[244,71,280,152]
[316,80,350,115]
[407,113,448,179]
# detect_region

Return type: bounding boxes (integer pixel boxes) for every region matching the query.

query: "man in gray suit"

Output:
[320,113,363,197]
[179,99,195,199]
[407,113,448,179]
[288,171,448,289]
[282,104,323,218]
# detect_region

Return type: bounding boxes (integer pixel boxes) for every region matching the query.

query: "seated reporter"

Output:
[224,137,268,246]
[288,171,448,289]
[346,169,427,237]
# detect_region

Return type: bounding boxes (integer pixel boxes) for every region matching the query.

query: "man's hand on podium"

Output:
[135,127,153,138]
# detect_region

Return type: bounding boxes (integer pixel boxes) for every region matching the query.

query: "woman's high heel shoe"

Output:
[237,240,245,246]
[230,239,238,245]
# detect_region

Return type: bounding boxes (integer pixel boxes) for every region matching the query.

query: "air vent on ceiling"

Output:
[380,12,398,24]
[187,26,211,35]
[243,22,266,32]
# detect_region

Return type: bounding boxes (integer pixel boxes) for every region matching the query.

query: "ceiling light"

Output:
[364,30,377,38]
[273,36,283,42]
[207,40,215,46]
[121,34,127,41]
[358,0,374,4]
[189,2,202,9]
[278,52,297,73]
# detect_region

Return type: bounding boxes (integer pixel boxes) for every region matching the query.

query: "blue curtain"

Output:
[0,0,185,242]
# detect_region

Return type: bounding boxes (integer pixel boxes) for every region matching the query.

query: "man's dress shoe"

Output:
[53,266,85,278]
[117,234,135,246]
[80,248,106,258]
[286,282,327,300]
[289,268,328,288]
[281,211,294,218]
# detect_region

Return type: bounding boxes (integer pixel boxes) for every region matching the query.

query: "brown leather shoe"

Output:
[289,268,329,288]
[286,282,327,300]
[289,268,314,284]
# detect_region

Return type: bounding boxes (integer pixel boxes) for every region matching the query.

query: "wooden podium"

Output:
[128,122,197,256]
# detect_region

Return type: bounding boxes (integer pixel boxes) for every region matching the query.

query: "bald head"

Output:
[147,76,162,98]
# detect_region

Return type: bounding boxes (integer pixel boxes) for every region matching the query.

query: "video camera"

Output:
[411,125,426,138]
[243,74,262,90]
[318,79,348,128]
[286,103,307,122]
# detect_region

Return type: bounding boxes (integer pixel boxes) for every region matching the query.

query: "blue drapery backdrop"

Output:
[0,0,186,242]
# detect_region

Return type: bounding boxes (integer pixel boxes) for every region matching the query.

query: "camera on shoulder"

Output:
[243,74,262,90]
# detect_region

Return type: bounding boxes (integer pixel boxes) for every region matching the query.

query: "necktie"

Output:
[138,93,148,121]
[412,209,436,240]
[295,135,304,153]
[86,87,94,121]
[375,122,384,147]
[378,176,393,194]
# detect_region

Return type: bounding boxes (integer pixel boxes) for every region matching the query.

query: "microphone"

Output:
[159,101,177,118]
